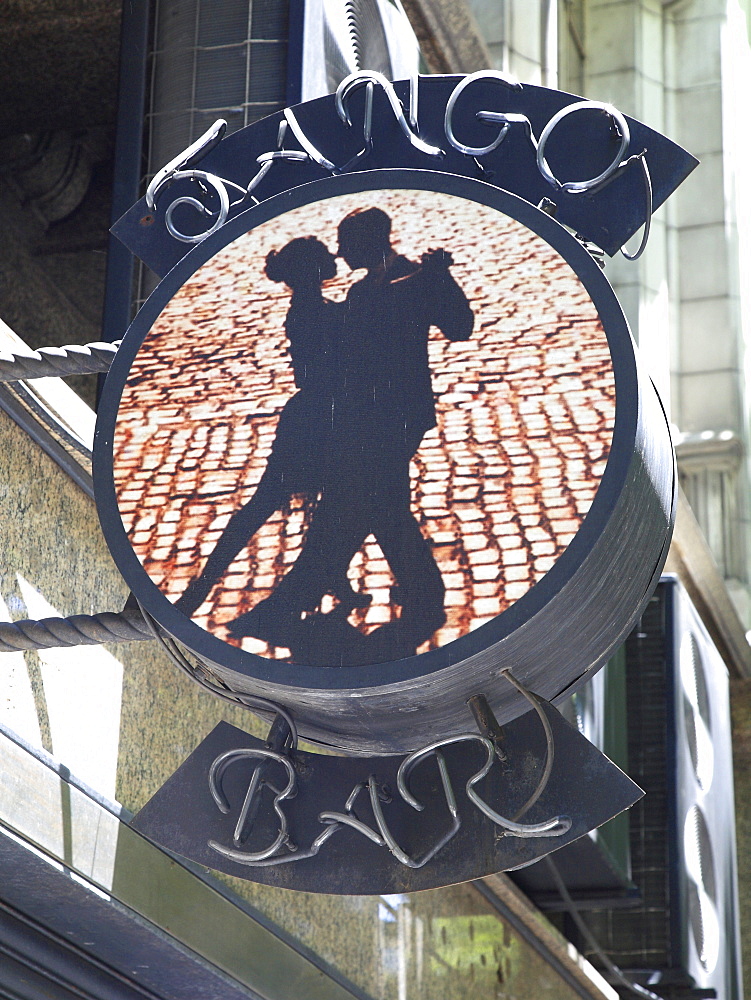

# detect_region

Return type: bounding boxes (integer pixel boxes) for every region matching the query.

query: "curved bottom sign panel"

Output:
[131,709,642,894]
[95,169,674,753]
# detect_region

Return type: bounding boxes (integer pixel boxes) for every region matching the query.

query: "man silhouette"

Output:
[336,207,473,452]
[233,206,474,661]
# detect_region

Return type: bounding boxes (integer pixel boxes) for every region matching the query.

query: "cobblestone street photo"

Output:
[113,187,616,664]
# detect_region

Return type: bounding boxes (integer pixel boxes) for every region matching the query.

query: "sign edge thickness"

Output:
[94,169,675,752]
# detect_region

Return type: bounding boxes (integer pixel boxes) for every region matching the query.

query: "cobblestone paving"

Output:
[113,189,615,661]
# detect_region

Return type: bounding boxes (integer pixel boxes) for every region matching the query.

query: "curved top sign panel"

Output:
[96,170,674,752]
[112,75,698,275]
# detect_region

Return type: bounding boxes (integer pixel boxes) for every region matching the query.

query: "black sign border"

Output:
[95,167,636,694]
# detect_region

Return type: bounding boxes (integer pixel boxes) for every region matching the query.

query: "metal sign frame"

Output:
[113,73,697,275]
[97,168,675,752]
[93,71,697,892]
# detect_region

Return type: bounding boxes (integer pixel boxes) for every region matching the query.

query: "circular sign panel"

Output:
[95,170,674,752]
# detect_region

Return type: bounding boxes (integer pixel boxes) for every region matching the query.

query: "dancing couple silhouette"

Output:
[175,206,474,665]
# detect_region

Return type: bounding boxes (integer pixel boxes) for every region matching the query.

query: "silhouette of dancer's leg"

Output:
[236,490,445,659]
[176,475,369,619]
[239,449,444,639]
[373,511,445,625]
[175,388,377,619]
[364,454,446,652]
[223,495,369,648]
[175,475,287,616]
[255,488,366,611]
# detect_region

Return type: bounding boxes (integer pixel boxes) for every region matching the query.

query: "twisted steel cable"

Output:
[0,341,120,381]
[0,338,142,652]
[0,608,154,652]
[0,604,297,742]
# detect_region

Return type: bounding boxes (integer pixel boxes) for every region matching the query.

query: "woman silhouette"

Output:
[175,236,369,618]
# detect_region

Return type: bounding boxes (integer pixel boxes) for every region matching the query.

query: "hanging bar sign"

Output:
[97,168,675,751]
[95,73,695,892]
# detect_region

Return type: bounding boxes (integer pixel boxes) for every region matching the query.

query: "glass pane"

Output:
[246,101,285,124]
[146,110,194,171]
[193,108,246,139]
[197,0,251,47]
[194,44,249,110]
[154,0,198,53]
[151,46,196,120]
[251,0,290,40]
[248,41,288,101]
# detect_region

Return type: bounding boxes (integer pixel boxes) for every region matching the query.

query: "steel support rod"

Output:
[0,608,153,652]
[0,341,120,382]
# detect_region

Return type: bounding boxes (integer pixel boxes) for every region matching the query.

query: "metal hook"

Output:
[145,119,227,211]
[283,107,337,172]
[208,747,297,862]
[444,70,523,157]
[536,100,631,194]
[335,70,443,159]
[162,169,232,244]
[335,81,375,172]
[371,755,461,869]
[620,151,652,261]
